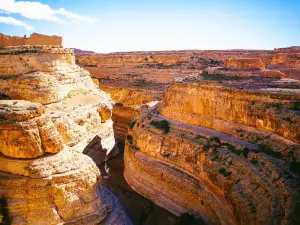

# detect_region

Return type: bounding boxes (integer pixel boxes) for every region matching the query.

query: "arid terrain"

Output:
[77,46,300,225]
[0,33,299,225]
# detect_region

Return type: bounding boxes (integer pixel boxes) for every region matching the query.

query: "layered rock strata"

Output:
[0,44,131,225]
[124,80,300,225]
[224,58,266,70]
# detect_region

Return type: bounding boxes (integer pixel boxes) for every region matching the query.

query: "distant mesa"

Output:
[0,33,62,48]
[74,48,96,54]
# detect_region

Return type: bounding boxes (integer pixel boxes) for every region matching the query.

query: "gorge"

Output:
[0,33,299,225]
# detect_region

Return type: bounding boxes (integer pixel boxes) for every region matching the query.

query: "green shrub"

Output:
[249,203,256,213]
[209,136,220,144]
[218,168,232,177]
[128,120,136,130]
[0,198,10,225]
[175,213,205,225]
[221,143,241,156]
[290,162,300,176]
[126,135,133,145]
[150,120,170,133]
[250,158,259,166]
[258,144,282,158]
[242,147,249,158]
[132,145,140,151]
[115,102,124,107]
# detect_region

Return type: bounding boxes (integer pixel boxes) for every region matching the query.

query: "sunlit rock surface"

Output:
[124,78,300,225]
[0,42,131,225]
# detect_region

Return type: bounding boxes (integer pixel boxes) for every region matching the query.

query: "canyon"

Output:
[77,46,300,225]
[0,32,299,225]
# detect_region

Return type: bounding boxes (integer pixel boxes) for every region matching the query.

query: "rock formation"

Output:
[224,58,266,70]
[0,35,131,225]
[0,33,62,48]
[124,77,300,225]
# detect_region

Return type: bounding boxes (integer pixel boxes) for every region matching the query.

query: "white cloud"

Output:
[0,16,33,30]
[57,8,97,23]
[0,0,97,26]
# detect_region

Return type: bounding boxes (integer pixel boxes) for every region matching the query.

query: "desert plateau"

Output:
[0,0,299,224]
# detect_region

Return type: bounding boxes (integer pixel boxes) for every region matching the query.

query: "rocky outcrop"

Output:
[78,54,190,67]
[0,41,131,225]
[271,53,300,68]
[204,67,285,78]
[112,104,138,142]
[224,58,266,70]
[99,85,156,107]
[0,100,63,158]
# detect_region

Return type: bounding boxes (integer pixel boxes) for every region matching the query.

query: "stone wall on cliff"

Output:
[0,33,62,48]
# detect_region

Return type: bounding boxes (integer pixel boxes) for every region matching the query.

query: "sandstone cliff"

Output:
[124,79,300,225]
[224,58,266,70]
[0,44,131,225]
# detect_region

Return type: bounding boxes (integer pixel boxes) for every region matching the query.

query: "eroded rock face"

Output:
[0,100,63,158]
[224,58,266,70]
[124,105,300,225]
[0,43,131,225]
[112,104,138,142]
[159,82,300,143]
[271,53,300,67]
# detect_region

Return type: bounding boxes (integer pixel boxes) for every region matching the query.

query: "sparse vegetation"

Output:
[132,145,140,151]
[128,120,136,130]
[150,119,170,133]
[290,162,300,176]
[126,135,133,145]
[0,198,10,225]
[174,213,205,225]
[115,102,124,107]
[242,147,249,158]
[194,134,203,139]
[221,143,241,156]
[291,101,300,110]
[209,136,220,144]
[218,168,232,177]
[249,203,256,213]
[162,152,171,158]
[258,144,282,158]
[250,158,259,166]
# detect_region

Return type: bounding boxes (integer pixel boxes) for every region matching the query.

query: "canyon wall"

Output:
[0,43,131,224]
[159,83,300,143]
[124,78,300,225]
[224,58,266,70]
[124,107,300,225]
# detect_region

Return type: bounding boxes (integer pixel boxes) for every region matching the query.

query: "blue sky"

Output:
[0,0,299,52]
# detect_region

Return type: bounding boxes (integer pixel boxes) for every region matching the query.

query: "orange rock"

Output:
[224,58,266,70]
[260,69,285,78]
[0,33,62,48]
